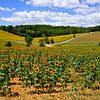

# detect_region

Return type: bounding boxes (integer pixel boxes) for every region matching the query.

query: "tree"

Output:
[45,36,50,44]
[39,39,45,47]
[25,35,33,47]
[50,38,54,44]
[73,34,76,38]
[5,41,12,47]
[98,42,100,46]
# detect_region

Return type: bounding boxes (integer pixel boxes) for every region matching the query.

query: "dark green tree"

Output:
[39,39,45,47]
[25,35,33,47]
[45,37,50,44]
[50,38,54,44]
[5,41,12,47]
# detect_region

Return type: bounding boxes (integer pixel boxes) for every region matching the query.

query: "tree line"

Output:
[0,25,100,37]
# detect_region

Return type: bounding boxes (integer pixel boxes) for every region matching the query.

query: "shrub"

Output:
[45,37,50,44]
[73,34,76,38]
[5,41,12,47]
[98,42,100,46]
[39,39,45,47]
[50,38,54,44]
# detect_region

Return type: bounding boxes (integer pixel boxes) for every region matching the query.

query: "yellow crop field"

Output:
[0,30,25,41]
[33,33,81,43]
[0,46,100,99]
[61,32,100,46]
[0,30,82,47]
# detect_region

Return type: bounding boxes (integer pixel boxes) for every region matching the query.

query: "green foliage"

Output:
[73,34,76,38]
[50,38,54,44]
[39,39,45,47]
[45,37,50,44]
[0,47,100,95]
[25,35,33,47]
[5,41,12,47]
[0,25,100,37]
[98,42,100,46]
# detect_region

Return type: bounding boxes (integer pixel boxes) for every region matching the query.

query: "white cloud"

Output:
[0,7,16,12]
[74,5,100,15]
[87,0,100,4]
[25,0,83,8]
[1,10,100,27]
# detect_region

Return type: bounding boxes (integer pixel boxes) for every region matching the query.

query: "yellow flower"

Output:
[40,57,47,64]
[54,60,59,66]
[45,66,49,72]
[34,68,40,73]
[50,69,56,75]
[91,65,96,69]
[60,61,65,65]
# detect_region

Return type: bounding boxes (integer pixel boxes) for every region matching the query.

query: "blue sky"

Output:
[0,0,100,27]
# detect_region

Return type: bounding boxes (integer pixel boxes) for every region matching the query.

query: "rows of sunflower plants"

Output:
[0,47,100,95]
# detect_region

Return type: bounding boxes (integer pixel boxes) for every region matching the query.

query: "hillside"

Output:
[60,32,100,46]
[0,30,81,47]
[0,30,24,41]
[0,30,25,47]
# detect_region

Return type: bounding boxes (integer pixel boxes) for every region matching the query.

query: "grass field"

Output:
[60,32,100,46]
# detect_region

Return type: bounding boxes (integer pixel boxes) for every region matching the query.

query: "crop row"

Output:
[0,47,100,95]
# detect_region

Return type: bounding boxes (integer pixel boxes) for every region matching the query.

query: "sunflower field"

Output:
[0,46,100,95]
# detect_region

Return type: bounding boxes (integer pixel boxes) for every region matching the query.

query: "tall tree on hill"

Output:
[25,35,33,47]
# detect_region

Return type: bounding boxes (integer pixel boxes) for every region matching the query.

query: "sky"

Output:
[0,0,100,27]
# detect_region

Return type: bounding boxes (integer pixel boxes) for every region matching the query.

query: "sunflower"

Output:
[24,61,29,66]
[45,66,49,72]
[60,61,65,65]
[50,69,56,75]
[65,68,68,72]
[34,64,40,69]
[58,77,62,82]
[34,68,40,73]
[0,58,2,61]
[40,57,47,64]
[90,65,96,69]
[34,57,38,63]
[54,60,59,66]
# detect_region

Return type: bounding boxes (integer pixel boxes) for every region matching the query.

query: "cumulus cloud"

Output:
[87,0,100,4]
[74,5,100,15]
[0,7,16,12]
[25,0,83,8]
[1,10,100,27]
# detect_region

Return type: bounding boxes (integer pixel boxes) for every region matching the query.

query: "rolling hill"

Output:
[0,30,81,47]
[60,32,100,46]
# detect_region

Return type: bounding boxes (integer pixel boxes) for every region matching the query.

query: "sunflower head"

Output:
[45,66,49,72]
[34,68,40,73]
[90,65,96,69]
[54,60,59,66]
[50,69,56,75]
[60,61,65,65]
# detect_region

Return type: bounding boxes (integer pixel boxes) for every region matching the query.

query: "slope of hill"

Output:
[0,30,81,47]
[60,32,100,46]
[0,30,24,41]
[0,30,25,47]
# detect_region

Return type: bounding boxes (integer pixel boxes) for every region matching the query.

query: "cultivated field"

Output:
[0,30,81,47]
[0,46,100,100]
[61,32,100,46]
[0,31,100,100]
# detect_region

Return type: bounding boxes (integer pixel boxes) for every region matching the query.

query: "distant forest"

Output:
[0,25,100,37]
